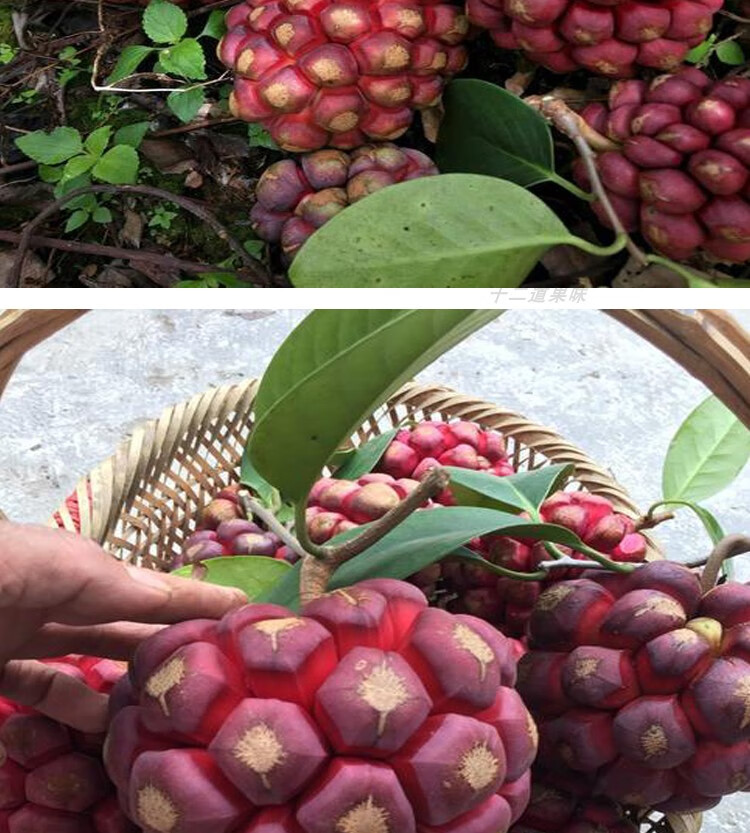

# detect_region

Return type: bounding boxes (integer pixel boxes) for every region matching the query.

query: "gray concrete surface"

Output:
[1,308,749,830]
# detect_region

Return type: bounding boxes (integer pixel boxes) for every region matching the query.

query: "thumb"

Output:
[0,660,109,733]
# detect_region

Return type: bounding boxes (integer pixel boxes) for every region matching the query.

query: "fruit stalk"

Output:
[699,533,750,592]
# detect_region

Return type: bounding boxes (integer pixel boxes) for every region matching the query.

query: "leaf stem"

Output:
[238,491,308,562]
[547,172,594,202]
[575,542,638,573]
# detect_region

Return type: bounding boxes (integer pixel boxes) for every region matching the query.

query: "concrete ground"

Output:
[1,308,749,831]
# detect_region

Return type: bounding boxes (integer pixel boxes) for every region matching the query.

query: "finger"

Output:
[0,660,109,733]
[13,621,167,660]
[0,523,247,628]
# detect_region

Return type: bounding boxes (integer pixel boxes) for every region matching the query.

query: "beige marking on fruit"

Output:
[672,629,700,647]
[537,585,573,611]
[507,0,531,22]
[310,57,344,83]
[336,795,390,833]
[327,8,364,34]
[572,656,600,680]
[453,623,494,682]
[249,7,266,22]
[45,773,84,800]
[527,712,539,748]
[735,676,750,729]
[329,111,360,132]
[383,44,410,70]
[263,83,292,109]
[429,52,448,70]
[595,60,618,75]
[137,784,179,833]
[334,588,360,606]
[634,596,683,619]
[357,661,410,736]
[640,723,669,759]
[397,9,423,30]
[686,618,722,652]
[234,723,286,788]
[236,49,256,76]
[253,617,304,652]
[145,657,186,716]
[573,29,595,43]
[458,743,499,791]
[274,23,295,47]
[731,772,749,791]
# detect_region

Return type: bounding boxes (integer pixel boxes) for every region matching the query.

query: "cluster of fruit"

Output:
[8,419,750,833]
[213,0,748,265]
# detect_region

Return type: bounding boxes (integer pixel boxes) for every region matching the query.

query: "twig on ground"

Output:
[8,184,271,287]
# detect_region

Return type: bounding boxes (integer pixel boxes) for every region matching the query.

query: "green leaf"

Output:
[143,0,188,44]
[260,507,584,608]
[247,123,279,150]
[437,79,556,188]
[65,209,90,232]
[654,499,726,546]
[662,395,750,502]
[92,145,139,184]
[15,127,83,165]
[92,206,113,223]
[38,164,63,183]
[62,154,97,182]
[447,464,573,514]
[167,86,205,123]
[248,310,500,501]
[159,39,206,79]
[333,429,400,481]
[106,45,154,84]
[200,9,227,39]
[290,174,598,288]
[244,238,265,257]
[85,126,112,157]
[114,121,151,148]
[240,456,278,506]
[716,40,745,65]
[172,556,291,599]
[685,40,712,63]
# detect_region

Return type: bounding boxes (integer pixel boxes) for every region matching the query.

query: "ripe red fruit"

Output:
[251,145,438,261]
[578,68,750,263]
[0,656,135,833]
[518,561,750,812]
[219,0,469,150]
[466,0,720,76]
[108,579,536,833]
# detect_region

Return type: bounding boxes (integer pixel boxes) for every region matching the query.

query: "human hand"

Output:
[0,522,247,732]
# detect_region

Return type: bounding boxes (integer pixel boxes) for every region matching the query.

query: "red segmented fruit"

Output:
[518,560,750,812]
[466,0,719,76]
[107,579,536,833]
[251,144,438,261]
[220,0,469,150]
[0,656,135,833]
[577,67,750,262]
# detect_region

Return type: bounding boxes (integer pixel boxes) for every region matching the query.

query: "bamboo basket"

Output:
[2,308,749,833]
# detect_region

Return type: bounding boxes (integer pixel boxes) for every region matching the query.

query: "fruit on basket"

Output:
[466,0,721,77]
[517,560,750,813]
[0,656,134,833]
[218,0,469,151]
[251,145,438,262]
[106,578,537,833]
[577,68,750,263]
[174,485,287,569]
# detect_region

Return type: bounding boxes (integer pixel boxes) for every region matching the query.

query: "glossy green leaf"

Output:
[84,126,112,157]
[248,310,500,500]
[240,456,278,506]
[92,145,139,184]
[662,395,750,502]
[114,121,151,149]
[143,0,187,43]
[290,174,599,288]
[172,556,291,598]
[333,429,400,480]
[260,507,584,608]
[436,79,555,187]
[160,39,206,79]
[168,87,205,123]
[106,45,154,84]
[447,464,573,514]
[15,127,83,165]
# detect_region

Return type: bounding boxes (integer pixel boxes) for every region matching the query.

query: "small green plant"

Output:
[148,205,178,231]
[15,124,147,232]
[176,271,247,288]
[106,0,227,124]
[686,33,746,66]
[0,42,17,65]
[57,45,86,88]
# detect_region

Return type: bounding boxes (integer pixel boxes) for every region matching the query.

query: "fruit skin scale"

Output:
[107,578,537,833]
[219,0,469,151]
